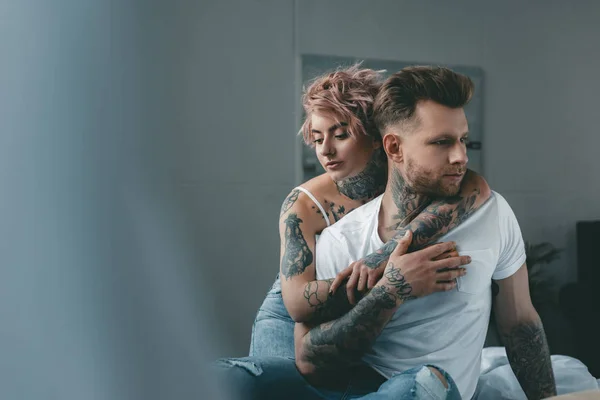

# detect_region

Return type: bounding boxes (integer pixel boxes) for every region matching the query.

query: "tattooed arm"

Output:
[295,232,469,383]
[494,264,556,399]
[330,170,491,298]
[279,189,359,323]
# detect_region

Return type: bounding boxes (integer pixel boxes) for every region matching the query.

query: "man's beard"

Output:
[404,158,465,198]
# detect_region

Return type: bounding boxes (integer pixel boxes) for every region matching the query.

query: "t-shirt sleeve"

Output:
[315,228,353,280]
[492,193,527,280]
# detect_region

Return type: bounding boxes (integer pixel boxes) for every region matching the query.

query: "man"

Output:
[215,66,556,400]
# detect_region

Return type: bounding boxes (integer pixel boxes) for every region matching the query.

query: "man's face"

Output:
[396,100,469,197]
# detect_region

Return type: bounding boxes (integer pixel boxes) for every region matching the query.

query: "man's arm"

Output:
[494,264,556,399]
[295,234,470,383]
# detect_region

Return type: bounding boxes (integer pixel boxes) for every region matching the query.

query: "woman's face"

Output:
[310,113,381,183]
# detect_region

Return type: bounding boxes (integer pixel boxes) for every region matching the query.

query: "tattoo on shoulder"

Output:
[281,213,313,279]
[280,189,300,216]
[501,320,556,398]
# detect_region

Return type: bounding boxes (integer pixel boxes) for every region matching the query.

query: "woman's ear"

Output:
[383,133,403,163]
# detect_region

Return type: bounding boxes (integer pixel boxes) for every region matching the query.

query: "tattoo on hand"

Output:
[501,320,556,399]
[384,262,416,301]
[281,213,313,279]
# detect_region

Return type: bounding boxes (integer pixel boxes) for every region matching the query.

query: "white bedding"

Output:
[473,347,599,399]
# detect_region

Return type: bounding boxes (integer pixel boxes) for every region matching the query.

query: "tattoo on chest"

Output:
[311,201,354,224]
[280,189,300,216]
[281,213,313,279]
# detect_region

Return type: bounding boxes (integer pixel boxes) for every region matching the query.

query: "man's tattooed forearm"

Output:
[387,187,481,251]
[501,320,556,399]
[280,189,300,216]
[303,279,355,324]
[281,213,313,279]
[303,285,397,370]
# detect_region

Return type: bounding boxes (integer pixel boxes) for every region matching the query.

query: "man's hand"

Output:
[330,234,462,304]
[381,231,470,301]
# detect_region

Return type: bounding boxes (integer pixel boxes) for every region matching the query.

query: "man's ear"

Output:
[383,133,403,163]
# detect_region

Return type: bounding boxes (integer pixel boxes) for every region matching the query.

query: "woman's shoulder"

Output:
[279,174,336,230]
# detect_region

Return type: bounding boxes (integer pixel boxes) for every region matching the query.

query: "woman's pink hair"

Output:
[300,63,383,146]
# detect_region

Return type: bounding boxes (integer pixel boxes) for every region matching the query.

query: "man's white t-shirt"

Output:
[315,191,526,400]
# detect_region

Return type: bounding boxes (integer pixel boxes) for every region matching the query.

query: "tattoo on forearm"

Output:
[501,320,556,399]
[303,285,397,370]
[280,189,300,216]
[281,213,313,279]
[384,262,415,301]
[303,279,356,324]
[335,148,387,202]
[362,239,399,268]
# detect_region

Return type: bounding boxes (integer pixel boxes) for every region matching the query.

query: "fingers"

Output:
[436,280,458,292]
[432,249,459,261]
[357,268,368,292]
[421,241,457,259]
[436,268,466,282]
[433,255,471,271]
[367,270,379,289]
[391,230,412,257]
[330,266,353,294]
[346,268,361,305]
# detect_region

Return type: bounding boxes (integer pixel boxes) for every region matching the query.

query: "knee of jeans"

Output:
[216,358,263,376]
[425,366,448,389]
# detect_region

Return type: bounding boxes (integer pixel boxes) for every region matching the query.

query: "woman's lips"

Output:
[326,161,343,170]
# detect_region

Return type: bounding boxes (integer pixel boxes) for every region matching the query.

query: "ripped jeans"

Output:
[213,356,462,400]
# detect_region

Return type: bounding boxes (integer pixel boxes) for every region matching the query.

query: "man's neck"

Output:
[379,167,432,239]
[335,148,387,203]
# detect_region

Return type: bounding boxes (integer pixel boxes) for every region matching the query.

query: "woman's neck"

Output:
[334,148,387,204]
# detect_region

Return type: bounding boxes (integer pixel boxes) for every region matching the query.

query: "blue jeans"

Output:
[249,274,295,358]
[214,356,462,400]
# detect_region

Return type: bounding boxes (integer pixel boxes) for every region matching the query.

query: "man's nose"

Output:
[450,143,468,166]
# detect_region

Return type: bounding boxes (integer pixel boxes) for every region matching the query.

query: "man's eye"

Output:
[433,140,449,145]
[335,132,349,139]
[461,137,470,145]
[313,138,323,144]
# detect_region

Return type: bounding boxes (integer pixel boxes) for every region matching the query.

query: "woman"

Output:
[249,65,490,358]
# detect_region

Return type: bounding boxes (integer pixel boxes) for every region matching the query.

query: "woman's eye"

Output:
[335,132,349,139]
[313,138,323,144]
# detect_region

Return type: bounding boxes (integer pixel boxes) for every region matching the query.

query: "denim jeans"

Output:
[214,356,462,400]
[249,274,295,358]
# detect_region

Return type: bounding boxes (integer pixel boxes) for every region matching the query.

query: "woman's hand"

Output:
[330,236,460,304]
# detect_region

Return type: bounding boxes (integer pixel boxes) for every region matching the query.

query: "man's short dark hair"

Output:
[373,66,474,134]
